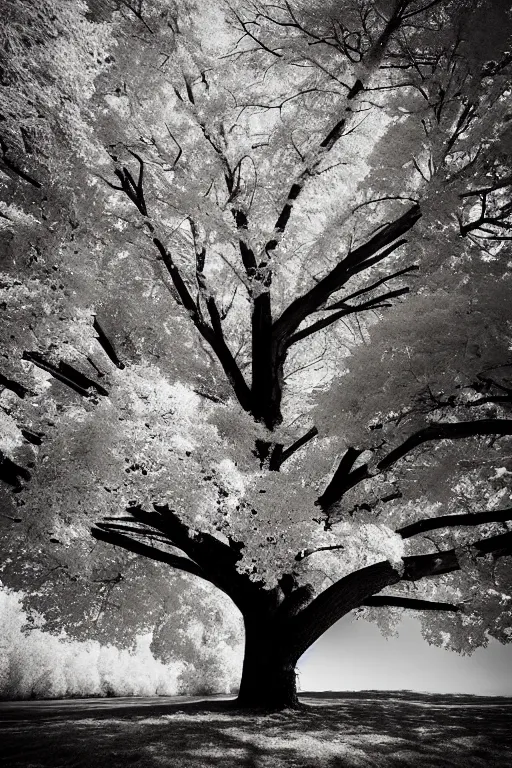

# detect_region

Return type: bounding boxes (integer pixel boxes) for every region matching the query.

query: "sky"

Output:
[297,614,512,696]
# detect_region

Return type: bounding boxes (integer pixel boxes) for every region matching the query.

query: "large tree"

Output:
[1,0,512,709]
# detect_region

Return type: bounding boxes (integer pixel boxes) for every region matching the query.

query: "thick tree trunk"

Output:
[235,614,300,710]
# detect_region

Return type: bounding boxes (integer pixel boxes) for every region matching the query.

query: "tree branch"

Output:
[378,419,512,472]
[91,525,210,582]
[325,265,418,309]
[93,317,125,370]
[97,504,265,611]
[287,287,409,347]
[361,595,460,611]
[460,176,512,199]
[261,3,412,255]
[267,206,420,433]
[0,372,31,399]
[0,451,31,489]
[272,207,420,349]
[397,507,512,539]
[295,543,344,562]
[152,238,252,413]
[316,447,368,511]
[22,353,109,398]
[0,137,42,188]
[288,528,512,660]
[106,147,254,415]
[273,426,319,469]
[112,150,148,216]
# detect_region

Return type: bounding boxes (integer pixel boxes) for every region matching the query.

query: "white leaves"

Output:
[297,522,405,588]
[0,410,24,458]
[0,203,39,230]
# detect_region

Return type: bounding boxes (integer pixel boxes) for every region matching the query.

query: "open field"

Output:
[1,691,511,768]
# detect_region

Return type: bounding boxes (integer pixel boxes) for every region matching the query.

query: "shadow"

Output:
[1,692,511,768]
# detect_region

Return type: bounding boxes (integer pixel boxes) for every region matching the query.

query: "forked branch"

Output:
[317,418,512,511]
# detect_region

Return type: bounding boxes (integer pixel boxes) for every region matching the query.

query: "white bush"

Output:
[0,585,187,699]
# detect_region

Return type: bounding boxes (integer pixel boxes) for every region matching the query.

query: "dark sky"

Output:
[298,615,512,695]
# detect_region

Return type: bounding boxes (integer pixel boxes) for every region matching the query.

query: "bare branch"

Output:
[317,447,368,511]
[287,287,409,347]
[93,317,125,370]
[397,507,512,539]
[232,9,284,58]
[271,426,319,470]
[22,352,108,398]
[378,419,512,472]
[91,525,209,581]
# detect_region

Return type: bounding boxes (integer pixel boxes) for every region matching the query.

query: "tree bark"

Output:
[235,613,300,710]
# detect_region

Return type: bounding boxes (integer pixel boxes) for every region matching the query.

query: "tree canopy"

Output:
[1,0,512,706]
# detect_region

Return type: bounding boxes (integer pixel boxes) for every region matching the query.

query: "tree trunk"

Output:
[235,614,300,710]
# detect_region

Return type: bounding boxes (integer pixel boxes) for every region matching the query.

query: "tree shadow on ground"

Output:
[1,693,511,768]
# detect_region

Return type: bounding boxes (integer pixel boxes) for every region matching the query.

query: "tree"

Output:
[1,0,512,709]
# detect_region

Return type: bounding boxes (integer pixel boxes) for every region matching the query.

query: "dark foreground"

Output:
[1,691,511,767]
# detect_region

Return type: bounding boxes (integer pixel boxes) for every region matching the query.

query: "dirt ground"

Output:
[1,691,511,768]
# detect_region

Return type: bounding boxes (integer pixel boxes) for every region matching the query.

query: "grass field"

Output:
[1,691,511,768]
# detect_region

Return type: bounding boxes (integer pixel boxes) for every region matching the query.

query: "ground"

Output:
[1,692,511,767]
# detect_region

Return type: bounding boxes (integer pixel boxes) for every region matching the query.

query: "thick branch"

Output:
[0,372,31,399]
[268,206,420,434]
[0,138,42,188]
[397,507,512,539]
[0,451,31,488]
[99,504,264,611]
[288,560,399,659]
[251,290,274,426]
[289,528,512,660]
[318,419,512,510]
[317,447,368,511]
[273,207,420,348]
[401,530,512,581]
[460,176,512,199]
[378,419,512,472]
[112,151,148,216]
[20,429,43,446]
